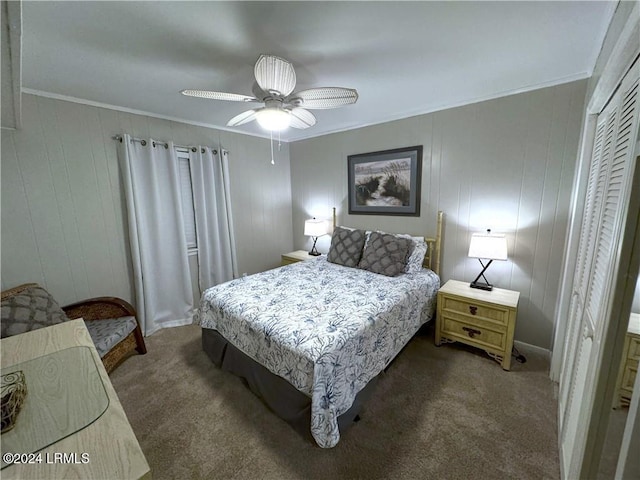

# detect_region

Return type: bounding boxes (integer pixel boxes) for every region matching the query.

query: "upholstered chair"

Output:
[1,283,146,373]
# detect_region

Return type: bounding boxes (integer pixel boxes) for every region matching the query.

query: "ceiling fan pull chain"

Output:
[278,130,282,151]
[270,130,275,165]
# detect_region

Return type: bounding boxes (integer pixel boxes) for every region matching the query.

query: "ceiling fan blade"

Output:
[181,90,258,102]
[251,83,270,101]
[287,87,358,109]
[227,109,261,127]
[288,108,316,129]
[254,55,296,97]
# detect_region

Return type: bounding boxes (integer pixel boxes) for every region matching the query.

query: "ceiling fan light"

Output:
[256,108,290,131]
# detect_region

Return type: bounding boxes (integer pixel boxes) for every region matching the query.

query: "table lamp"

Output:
[468,229,508,291]
[304,218,327,256]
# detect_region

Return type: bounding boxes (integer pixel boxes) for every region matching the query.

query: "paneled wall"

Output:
[290,80,587,349]
[1,94,293,306]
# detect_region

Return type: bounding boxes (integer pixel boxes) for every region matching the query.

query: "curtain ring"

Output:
[191,147,197,153]
[201,148,205,154]
[141,140,147,146]
[164,143,169,149]
[213,149,218,155]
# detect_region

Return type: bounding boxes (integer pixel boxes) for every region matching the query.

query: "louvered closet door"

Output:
[558,107,610,425]
[558,91,618,428]
[559,60,639,479]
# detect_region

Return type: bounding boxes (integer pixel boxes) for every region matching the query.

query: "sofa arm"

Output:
[62,297,137,321]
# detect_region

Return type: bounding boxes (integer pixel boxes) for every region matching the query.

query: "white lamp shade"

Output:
[304,218,327,237]
[468,232,508,260]
[256,108,290,131]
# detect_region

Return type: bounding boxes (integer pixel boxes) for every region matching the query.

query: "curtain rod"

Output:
[111,134,227,155]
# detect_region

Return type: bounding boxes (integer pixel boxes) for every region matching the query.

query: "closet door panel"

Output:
[558,113,609,428]
[559,60,639,479]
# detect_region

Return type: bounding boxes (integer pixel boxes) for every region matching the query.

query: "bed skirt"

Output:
[201,328,379,443]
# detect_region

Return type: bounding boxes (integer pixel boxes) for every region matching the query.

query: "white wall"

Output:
[290,80,586,349]
[1,94,293,306]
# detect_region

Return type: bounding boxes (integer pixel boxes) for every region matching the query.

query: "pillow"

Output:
[327,226,367,267]
[357,231,412,277]
[373,231,428,273]
[1,285,71,338]
[405,240,428,273]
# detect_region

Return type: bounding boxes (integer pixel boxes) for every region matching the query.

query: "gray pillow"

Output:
[1,285,70,338]
[327,226,367,267]
[358,231,411,277]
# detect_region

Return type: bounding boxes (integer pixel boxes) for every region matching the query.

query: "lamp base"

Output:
[470,281,493,291]
[470,259,494,291]
[309,237,321,256]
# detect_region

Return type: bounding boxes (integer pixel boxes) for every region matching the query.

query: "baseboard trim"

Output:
[514,340,552,361]
[145,316,194,337]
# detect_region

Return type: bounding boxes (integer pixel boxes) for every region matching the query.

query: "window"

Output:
[176,149,197,251]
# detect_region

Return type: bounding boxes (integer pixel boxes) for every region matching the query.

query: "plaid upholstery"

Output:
[1,286,70,338]
[84,316,137,358]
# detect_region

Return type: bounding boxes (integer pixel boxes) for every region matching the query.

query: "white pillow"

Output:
[405,240,428,273]
[394,234,427,272]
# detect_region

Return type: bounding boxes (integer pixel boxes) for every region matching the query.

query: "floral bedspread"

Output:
[196,257,439,448]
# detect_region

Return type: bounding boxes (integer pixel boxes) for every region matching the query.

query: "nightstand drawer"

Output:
[440,316,506,351]
[621,359,638,391]
[441,296,509,326]
[614,313,639,407]
[628,336,640,360]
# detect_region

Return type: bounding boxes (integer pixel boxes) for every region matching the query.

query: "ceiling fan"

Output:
[181,54,358,131]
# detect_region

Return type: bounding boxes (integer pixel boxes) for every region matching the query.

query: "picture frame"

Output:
[348,145,422,216]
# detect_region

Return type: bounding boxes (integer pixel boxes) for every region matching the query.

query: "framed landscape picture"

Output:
[348,145,422,216]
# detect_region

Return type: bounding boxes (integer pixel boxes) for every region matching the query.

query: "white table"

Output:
[0,319,150,479]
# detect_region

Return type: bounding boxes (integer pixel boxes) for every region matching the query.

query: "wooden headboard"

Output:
[331,209,444,276]
[423,211,444,276]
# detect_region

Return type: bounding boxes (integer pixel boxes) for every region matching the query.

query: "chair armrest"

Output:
[63,296,147,371]
[1,283,39,301]
[62,297,137,321]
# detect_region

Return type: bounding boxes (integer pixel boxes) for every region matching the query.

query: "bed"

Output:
[196,211,443,448]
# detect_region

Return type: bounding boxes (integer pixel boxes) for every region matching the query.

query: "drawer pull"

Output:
[469,306,478,315]
[462,326,481,338]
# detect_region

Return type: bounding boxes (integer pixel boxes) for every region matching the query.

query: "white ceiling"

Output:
[20,1,615,142]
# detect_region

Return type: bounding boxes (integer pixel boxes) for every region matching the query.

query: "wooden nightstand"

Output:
[281,250,316,266]
[435,279,519,370]
[614,313,640,408]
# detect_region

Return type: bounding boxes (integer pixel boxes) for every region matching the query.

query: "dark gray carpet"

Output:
[110,324,560,480]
